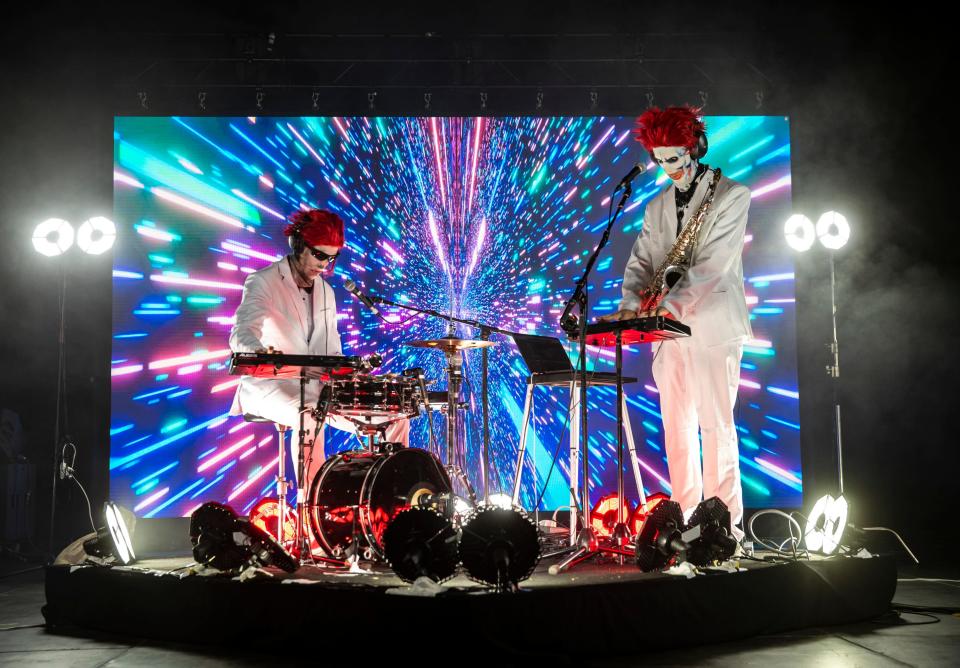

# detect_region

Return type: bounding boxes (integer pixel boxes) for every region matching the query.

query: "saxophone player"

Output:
[600,106,752,540]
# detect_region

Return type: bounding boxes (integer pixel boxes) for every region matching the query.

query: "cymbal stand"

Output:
[362,294,521,503]
[550,180,635,574]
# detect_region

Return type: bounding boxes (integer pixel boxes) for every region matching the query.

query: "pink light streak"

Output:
[230,189,286,220]
[332,117,351,144]
[217,262,238,271]
[329,181,351,204]
[754,457,802,485]
[638,458,672,492]
[151,187,244,228]
[467,117,483,214]
[177,364,203,375]
[580,124,615,169]
[198,434,256,473]
[227,455,279,501]
[134,486,170,512]
[221,240,282,263]
[430,117,447,206]
[135,226,177,242]
[644,384,659,394]
[150,274,244,291]
[207,316,237,326]
[228,420,253,434]
[750,174,791,199]
[210,378,241,394]
[286,123,327,165]
[380,241,405,264]
[467,216,487,277]
[148,348,232,371]
[563,186,578,202]
[746,338,773,348]
[739,378,762,390]
[259,175,274,188]
[428,210,449,275]
[111,364,143,377]
[114,170,144,188]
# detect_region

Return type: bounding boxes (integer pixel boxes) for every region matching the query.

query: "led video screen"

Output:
[111,114,798,518]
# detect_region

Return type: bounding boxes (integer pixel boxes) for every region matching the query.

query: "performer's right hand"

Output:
[255,345,283,354]
[598,309,637,322]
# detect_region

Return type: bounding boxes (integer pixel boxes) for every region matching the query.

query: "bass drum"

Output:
[308,447,452,560]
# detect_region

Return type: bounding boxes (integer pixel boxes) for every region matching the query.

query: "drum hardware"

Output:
[350,291,521,504]
[403,367,438,456]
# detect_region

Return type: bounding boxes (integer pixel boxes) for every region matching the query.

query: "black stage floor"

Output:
[41,552,899,659]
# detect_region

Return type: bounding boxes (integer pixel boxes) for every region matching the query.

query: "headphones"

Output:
[691,131,708,160]
[649,131,709,164]
[288,233,306,256]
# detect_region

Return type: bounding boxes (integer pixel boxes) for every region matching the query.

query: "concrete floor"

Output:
[1,560,958,667]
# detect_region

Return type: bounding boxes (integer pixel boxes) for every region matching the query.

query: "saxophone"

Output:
[639,168,722,312]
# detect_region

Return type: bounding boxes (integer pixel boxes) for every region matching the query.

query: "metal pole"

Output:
[828,252,844,495]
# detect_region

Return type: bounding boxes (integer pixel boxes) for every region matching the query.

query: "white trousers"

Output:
[652,338,744,540]
[243,379,410,485]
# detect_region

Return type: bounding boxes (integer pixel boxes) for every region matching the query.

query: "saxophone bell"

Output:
[663,265,685,290]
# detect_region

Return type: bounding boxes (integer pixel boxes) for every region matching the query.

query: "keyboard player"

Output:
[228,209,409,483]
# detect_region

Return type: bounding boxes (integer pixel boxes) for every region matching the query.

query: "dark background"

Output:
[1,2,954,564]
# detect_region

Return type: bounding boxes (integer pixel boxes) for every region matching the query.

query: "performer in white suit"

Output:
[601,107,752,539]
[229,209,408,483]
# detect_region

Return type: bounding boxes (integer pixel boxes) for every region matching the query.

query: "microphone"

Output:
[342,278,381,315]
[361,353,383,370]
[613,162,645,193]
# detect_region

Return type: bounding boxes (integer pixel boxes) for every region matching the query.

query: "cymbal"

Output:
[404,337,497,353]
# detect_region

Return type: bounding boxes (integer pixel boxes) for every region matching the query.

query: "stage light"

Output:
[487,493,513,509]
[32,218,74,257]
[76,216,116,255]
[683,496,738,566]
[459,506,541,591]
[804,494,847,555]
[190,501,297,572]
[629,492,669,535]
[82,502,137,565]
[249,497,299,554]
[382,507,460,583]
[635,499,687,572]
[590,493,633,538]
[783,214,815,252]
[816,211,850,250]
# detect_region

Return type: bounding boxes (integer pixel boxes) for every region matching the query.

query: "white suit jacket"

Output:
[620,169,753,347]
[228,258,342,416]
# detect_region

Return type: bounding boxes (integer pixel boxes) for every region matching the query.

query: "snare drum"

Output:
[327,373,419,418]
[308,448,452,560]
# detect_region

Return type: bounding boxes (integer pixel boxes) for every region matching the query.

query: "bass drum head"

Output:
[308,452,376,558]
[361,448,452,557]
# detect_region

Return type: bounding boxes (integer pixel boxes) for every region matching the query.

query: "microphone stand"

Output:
[549,180,636,574]
[362,294,520,504]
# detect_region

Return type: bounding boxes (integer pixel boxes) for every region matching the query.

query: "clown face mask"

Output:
[653,146,698,192]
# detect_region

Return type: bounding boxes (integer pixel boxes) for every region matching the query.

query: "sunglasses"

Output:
[307,246,340,264]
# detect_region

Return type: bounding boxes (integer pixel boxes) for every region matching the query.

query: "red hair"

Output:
[283,208,345,248]
[633,106,706,153]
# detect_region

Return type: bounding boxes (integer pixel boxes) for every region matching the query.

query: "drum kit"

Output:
[229,335,496,568]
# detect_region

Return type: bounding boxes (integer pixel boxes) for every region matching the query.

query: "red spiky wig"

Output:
[633,106,706,153]
[283,208,345,248]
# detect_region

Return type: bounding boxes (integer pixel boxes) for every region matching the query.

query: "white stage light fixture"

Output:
[783,214,815,252]
[487,493,513,509]
[104,502,136,564]
[804,494,848,555]
[32,218,74,257]
[816,211,850,250]
[77,216,116,255]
